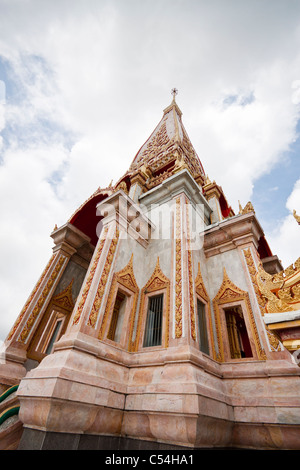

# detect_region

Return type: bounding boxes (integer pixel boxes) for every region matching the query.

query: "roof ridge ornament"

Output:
[171,88,178,102]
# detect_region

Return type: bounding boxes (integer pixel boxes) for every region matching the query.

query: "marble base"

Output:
[16,332,300,450]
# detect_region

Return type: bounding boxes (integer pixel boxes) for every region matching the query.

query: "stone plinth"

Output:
[17,331,300,449]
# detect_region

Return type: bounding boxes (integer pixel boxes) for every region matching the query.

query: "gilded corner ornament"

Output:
[293,209,300,224]
[238,200,255,215]
[256,257,300,314]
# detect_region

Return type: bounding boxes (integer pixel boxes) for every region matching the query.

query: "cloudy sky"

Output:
[0,0,299,342]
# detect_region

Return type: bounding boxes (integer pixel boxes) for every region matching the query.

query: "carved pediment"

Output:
[116,254,139,292]
[52,280,75,311]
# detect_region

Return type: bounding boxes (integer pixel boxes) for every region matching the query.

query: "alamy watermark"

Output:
[95,197,206,250]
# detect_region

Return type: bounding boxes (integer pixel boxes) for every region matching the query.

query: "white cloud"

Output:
[267,178,300,267]
[0,0,300,341]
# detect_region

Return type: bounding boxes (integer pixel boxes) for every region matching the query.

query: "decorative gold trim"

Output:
[72,227,109,325]
[7,254,57,341]
[185,198,196,340]
[87,227,119,328]
[175,197,182,338]
[256,257,300,313]
[115,181,128,194]
[19,255,67,343]
[238,200,255,214]
[212,268,266,361]
[293,209,300,224]
[99,254,139,349]
[194,263,216,359]
[243,248,281,352]
[52,280,75,311]
[243,248,267,315]
[133,257,170,351]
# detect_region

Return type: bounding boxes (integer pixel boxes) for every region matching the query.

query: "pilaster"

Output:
[0,223,90,385]
[203,181,223,223]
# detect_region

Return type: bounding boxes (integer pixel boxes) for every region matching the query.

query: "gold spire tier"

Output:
[129,91,205,190]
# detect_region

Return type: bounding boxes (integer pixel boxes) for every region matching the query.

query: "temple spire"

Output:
[128,91,205,185]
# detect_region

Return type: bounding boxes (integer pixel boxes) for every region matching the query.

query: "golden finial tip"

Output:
[171,88,178,101]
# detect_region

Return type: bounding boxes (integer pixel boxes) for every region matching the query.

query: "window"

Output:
[45,319,63,355]
[143,294,163,347]
[197,299,209,355]
[107,292,127,342]
[224,306,252,359]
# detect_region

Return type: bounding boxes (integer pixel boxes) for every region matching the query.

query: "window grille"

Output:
[107,292,126,341]
[45,319,63,355]
[143,294,163,347]
[197,299,209,355]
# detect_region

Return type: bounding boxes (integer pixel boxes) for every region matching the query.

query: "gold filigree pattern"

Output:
[115,181,128,194]
[7,254,56,341]
[52,280,75,311]
[194,263,216,359]
[133,257,170,351]
[185,198,196,341]
[72,227,109,325]
[129,101,204,191]
[87,227,119,328]
[98,254,139,348]
[243,248,267,315]
[212,268,266,361]
[19,255,67,343]
[238,201,255,214]
[175,197,182,338]
[256,258,300,313]
[243,248,280,351]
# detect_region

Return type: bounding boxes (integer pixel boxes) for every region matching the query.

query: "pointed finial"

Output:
[171,88,178,102]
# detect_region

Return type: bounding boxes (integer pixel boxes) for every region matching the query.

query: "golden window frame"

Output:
[212,268,266,362]
[98,254,139,351]
[133,257,170,352]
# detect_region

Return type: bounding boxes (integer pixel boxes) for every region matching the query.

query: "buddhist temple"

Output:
[0,90,300,450]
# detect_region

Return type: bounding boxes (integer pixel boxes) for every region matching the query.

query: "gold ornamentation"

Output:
[115,181,128,194]
[243,248,280,351]
[256,258,300,313]
[99,254,139,348]
[72,227,109,325]
[87,227,119,328]
[266,329,281,352]
[130,102,204,190]
[185,198,196,340]
[19,255,67,343]
[194,263,216,359]
[239,200,255,214]
[133,257,170,351]
[212,268,266,361]
[7,254,56,341]
[243,248,267,315]
[203,175,211,186]
[175,197,182,338]
[52,280,74,311]
[293,209,300,224]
